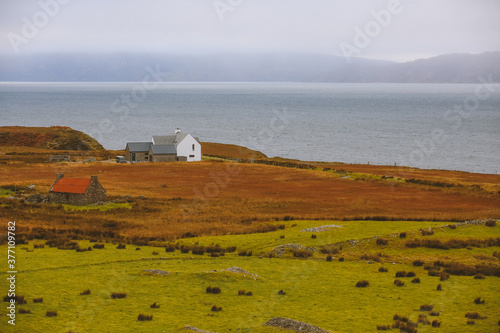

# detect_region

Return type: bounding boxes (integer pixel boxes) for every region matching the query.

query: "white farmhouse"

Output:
[151,129,201,162]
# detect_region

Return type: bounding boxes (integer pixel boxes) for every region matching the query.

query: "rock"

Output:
[263,317,329,333]
[300,224,343,232]
[221,267,260,278]
[26,193,46,203]
[184,326,217,333]
[142,269,170,275]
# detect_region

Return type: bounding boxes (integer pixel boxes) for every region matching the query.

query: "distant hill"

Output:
[0,126,104,151]
[0,52,498,83]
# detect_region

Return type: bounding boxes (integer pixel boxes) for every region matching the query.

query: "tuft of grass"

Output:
[394,279,404,287]
[411,278,420,283]
[33,297,43,303]
[80,289,91,295]
[18,308,31,314]
[355,280,369,288]
[45,311,57,317]
[420,305,434,311]
[110,292,126,299]
[473,297,485,304]
[206,286,221,294]
[211,305,222,312]
[378,267,388,273]
[150,302,160,309]
[137,314,153,321]
[465,312,487,320]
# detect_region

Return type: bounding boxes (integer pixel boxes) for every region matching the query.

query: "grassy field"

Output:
[0,129,499,332]
[1,219,499,333]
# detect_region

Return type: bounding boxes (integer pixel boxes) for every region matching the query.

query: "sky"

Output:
[0,0,499,62]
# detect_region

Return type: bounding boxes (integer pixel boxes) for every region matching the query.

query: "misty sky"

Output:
[0,0,499,62]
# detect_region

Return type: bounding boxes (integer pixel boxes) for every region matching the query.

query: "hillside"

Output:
[0,126,104,151]
[1,52,498,83]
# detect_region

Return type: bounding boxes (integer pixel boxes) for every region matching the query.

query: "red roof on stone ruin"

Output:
[50,178,91,194]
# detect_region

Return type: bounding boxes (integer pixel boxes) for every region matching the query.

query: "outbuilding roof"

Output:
[126,142,152,152]
[150,144,177,155]
[50,178,91,194]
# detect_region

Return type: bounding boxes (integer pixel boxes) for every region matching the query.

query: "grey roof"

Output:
[126,142,151,152]
[152,132,189,145]
[150,144,177,155]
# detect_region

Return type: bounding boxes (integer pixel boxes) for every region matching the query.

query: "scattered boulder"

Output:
[142,269,170,276]
[263,317,329,333]
[26,193,44,203]
[184,326,217,333]
[300,224,342,232]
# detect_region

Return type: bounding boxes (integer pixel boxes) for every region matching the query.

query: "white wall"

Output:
[176,134,201,162]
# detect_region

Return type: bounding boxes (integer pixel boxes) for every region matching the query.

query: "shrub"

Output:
[245,291,253,296]
[206,286,221,294]
[394,279,404,287]
[33,244,45,249]
[465,312,486,319]
[225,246,236,253]
[432,320,441,327]
[152,251,159,255]
[356,280,369,288]
[238,290,246,296]
[440,272,450,281]
[376,325,391,330]
[80,289,91,295]
[211,305,222,312]
[278,290,286,295]
[339,257,344,262]
[164,244,176,252]
[378,267,388,272]
[181,246,191,254]
[92,243,105,249]
[474,297,485,304]
[411,278,420,283]
[116,244,126,249]
[110,292,126,299]
[420,304,434,311]
[399,232,407,239]
[18,308,31,314]
[150,302,160,308]
[393,314,409,322]
[210,253,220,257]
[485,219,497,227]
[428,270,440,277]
[395,271,407,278]
[418,314,430,325]
[437,284,442,291]
[474,273,485,279]
[376,238,388,245]
[413,260,425,266]
[429,311,440,316]
[406,272,416,278]
[466,320,475,325]
[137,314,153,321]
[46,311,57,317]
[448,224,457,229]
[326,255,332,262]
[191,246,205,255]
[238,251,247,256]
[311,234,317,239]
[33,297,43,303]
[246,251,252,256]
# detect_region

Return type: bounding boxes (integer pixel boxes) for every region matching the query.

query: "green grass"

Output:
[61,202,132,211]
[0,188,13,197]
[1,220,499,333]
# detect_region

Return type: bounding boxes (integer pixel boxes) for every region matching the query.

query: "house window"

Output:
[145,155,148,160]
[192,144,195,151]
[189,155,195,158]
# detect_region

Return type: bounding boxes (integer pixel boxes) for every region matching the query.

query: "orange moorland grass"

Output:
[1,159,500,243]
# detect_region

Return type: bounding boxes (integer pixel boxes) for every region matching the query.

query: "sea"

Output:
[0,82,499,174]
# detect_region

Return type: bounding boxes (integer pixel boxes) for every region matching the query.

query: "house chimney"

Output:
[175,128,181,134]
[56,173,64,181]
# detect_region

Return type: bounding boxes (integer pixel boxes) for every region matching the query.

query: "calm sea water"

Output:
[0,82,499,174]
